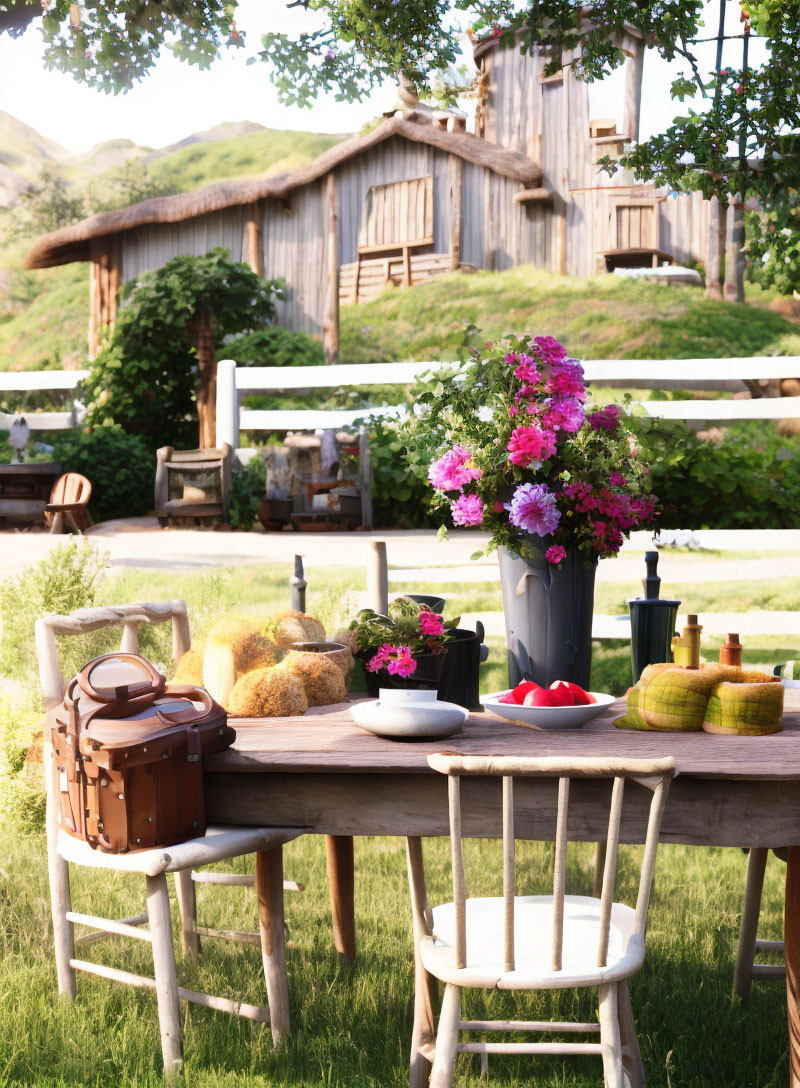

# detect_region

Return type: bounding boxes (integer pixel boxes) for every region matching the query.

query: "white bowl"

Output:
[481,690,616,731]
[351,688,467,740]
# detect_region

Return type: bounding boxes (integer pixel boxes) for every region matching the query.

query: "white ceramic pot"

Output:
[350,687,467,740]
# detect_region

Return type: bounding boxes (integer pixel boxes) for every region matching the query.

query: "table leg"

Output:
[325,834,356,964]
[256,846,290,1046]
[786,845,800,1087]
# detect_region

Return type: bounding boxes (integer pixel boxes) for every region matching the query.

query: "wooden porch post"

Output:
[245,203,264,277]
[449,154,463,272]
[623,38,645,142]
[192,307,217,449]
[723,194,745,303]
[706,195,723,300]
[323,173,339,363]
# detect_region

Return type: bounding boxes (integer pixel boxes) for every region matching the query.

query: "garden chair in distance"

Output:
[45,471,92,534]
[35,600,302,1076]
[733,847,787,999]
[406,753,676,1088]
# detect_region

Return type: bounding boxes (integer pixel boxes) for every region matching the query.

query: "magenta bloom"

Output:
[504,483,561,537]
[513,353,541,384]
[451,492,484,526]
[366,643,417,678]
[542,397,585,433]
[507,424,557,467]
[545,544,567,564]
[609,472,627,487]
[419,610,445,637]
[544,359,586,401]
[533,336,567,365]
[428,444,481,491]
[588,404,620,433]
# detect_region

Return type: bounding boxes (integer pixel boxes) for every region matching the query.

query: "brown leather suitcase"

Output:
[50,652,235,853]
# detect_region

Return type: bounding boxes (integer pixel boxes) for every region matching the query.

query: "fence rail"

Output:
[0,370,89,433]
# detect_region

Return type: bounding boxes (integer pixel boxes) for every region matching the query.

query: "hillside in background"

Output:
[0,115,347,370]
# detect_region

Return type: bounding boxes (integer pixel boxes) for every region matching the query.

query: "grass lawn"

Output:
[0,555,795,1085]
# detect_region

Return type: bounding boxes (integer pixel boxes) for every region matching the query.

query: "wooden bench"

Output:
[0,463,63,528]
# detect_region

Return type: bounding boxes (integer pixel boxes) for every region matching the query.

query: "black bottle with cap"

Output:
[628,551,681,684]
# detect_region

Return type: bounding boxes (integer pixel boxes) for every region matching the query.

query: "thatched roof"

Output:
[25,116,543,269]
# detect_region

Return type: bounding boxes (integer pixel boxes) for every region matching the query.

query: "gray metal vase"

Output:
[497,545,597,690]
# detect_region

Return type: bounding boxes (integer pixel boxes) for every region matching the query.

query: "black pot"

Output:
[361,649,448,697]
[437,627,486,711]
[404,594,446,614]
[498,544,597,690]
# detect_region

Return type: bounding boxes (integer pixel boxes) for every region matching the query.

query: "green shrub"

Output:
[229,455,266,531]
[368,417,444,530]
[49,425,155,523]
[631,417,800,529]
[0,540,109,685]
[226,325,325,368]
[0,697,46,833]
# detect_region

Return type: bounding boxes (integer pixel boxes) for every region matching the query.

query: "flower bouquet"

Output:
[406,334,657,687]
[349,596,459,694]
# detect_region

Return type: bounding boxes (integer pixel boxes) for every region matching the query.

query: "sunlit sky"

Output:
[0,1,768,155]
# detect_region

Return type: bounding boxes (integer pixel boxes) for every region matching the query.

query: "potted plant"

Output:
[407,334,658,689]
[349,597,459,696]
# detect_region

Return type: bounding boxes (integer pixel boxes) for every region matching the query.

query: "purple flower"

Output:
[513,353,541,384]
[609,472,627,487]
[588,404,621,433]
[428,444,481,491]
[451,492,484,526]
[504,483,561,537]
[545,544,567,564]
[542,397,585,433]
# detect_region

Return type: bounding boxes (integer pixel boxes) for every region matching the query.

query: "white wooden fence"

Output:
[0,370,89,432]
[214,356,800,448]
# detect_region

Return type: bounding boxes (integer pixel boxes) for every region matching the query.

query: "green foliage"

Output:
[229,455,266,531]
[83,249,283,447]
[0,697,46,833]
[349,596,458,655]
[49,425,154,522]
[226,325,325,368]
[632,418,800,529]
[0,540,108,683]
[368,416,441,529]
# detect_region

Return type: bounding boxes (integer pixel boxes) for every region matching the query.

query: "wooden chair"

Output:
[35,601,302,1076]
[733,847,786,999]
[45,472,92,534]
[406,754,676,1088]
[155,445,232,527]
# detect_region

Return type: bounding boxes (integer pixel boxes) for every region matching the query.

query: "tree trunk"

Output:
[192,308,217,449]
[723,194,745,304]
[705,195,723,300]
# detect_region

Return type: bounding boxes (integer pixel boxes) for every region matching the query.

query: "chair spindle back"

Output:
[429,754,676,974]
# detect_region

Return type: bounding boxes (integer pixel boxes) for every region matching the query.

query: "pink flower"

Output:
[428,444,481,491]
[508,404,519,417]
[493,500,505,513]
[451,492,484,526]
[507,424,557,467]
[542,397,585,433]
[513,353,541,384]
[588,405,620,433]
[366,643,417,678]
[545,544,567,564]
[504,482,561,536]
[533,336,567,364]
[544,359,586,401]
[609,472,626,487]
[419,610,445,637]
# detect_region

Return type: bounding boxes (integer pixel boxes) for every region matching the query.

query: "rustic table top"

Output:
[206,688,800,781]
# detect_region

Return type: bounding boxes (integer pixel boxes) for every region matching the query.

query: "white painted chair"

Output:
[733,847,786,999]
[35,601,303,1076]
[406,754,676,1088]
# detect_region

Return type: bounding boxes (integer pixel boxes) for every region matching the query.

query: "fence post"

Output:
[215,359,239,450]
[290,555,307,613]
[367,541,389,616]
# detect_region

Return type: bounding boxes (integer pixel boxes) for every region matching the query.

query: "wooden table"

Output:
[206,693,800,1086]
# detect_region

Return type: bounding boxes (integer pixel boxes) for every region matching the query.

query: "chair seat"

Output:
[420,894,644,990]
[57,826,302,877]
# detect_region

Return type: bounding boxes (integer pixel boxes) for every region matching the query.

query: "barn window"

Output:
[358,176,434,255]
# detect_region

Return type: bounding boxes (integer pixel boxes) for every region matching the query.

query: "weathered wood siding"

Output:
[120,209,247,282]
[658,189,710,267]
[260,179,328,336]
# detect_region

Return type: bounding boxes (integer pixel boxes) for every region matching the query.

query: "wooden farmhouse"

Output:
[26,27,710,360]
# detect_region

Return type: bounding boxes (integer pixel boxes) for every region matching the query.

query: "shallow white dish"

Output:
[351,688,467,740]
[481,690,616,731]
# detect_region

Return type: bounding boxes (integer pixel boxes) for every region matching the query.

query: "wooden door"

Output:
[357,177,434,255]
[615,203,657,250]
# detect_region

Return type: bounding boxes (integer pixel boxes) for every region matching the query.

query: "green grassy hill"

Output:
[0,123,346,371]
[339,265,800,363]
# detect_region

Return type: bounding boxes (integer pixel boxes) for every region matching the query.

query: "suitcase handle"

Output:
[77,653,166,704]
[156,687,218,725]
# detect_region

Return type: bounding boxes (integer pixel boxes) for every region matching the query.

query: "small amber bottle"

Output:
[720,633,742,668]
